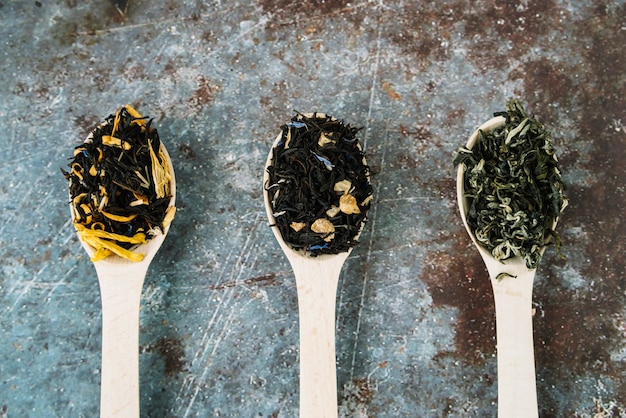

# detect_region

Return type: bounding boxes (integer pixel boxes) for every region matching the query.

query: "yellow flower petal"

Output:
[99,210,138,223]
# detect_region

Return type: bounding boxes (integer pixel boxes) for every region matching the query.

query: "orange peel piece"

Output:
[290,221,306,232]
[339,193,361,215]
[311,218,335,242]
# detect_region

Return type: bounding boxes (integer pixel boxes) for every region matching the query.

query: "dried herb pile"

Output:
[454,100,567,269]
[265,112,372,256]
[63,105,175,262]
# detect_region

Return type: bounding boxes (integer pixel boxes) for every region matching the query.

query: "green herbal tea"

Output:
[62,105,175,262]
[265,112,372,256]
[454,100,567,269]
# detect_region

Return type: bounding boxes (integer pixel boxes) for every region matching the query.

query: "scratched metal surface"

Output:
[1,0,625,417]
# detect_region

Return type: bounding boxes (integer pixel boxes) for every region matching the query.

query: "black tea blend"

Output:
[265,112,372,256]
[63,105,175,262]
[454,99,567,270]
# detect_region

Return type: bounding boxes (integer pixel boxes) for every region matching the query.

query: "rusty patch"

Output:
[480,0,560,48]
[509,58,576,122]
[147,337,187,376]
[388,6,457,68]
[178,143,196,160]
[464,0,562,71]
[421,234,496,364]
[122,62,148,82]
[258,0,367,34]
[339,377,376,416]
[393,125,434,160]
[430,176,457,203]
[387,1,562,71]
[259,0,352,16]
[445,107,467,126]
[575,4,626,142]
[533,283,623,379]
[188,76,220,110]
[381,81,402,101]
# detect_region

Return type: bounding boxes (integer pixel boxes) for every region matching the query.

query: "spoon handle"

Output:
[95,263,148,418]
[490,270,538,418]
[292,259,344,418]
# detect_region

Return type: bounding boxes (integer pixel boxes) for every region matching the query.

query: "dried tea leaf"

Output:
[63,105,175,262]
[454,99,567,270]
[265,112,372,256]
[496,272,518,281]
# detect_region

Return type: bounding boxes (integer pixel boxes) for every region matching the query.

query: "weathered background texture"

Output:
[1,0,625,416]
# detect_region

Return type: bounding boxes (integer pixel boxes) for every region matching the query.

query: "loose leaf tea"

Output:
[265,112,372,256]
[454,99,567,270]
[62,105,175,262]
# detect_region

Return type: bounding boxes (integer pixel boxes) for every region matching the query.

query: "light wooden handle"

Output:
[95,263,148,418]
[292,259,343,418]
[490,270,538,418]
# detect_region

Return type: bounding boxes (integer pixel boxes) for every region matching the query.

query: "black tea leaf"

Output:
[62,105,175,262]
[265,112,373,256]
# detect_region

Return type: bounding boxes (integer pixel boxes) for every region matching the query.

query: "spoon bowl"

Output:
[72,136,176,418]
[457,116,557,418]
[263,116,368,418]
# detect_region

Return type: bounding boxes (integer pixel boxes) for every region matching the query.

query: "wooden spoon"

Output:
[262,123,367,418]
[72,142,176,418]
[457,116,556,418]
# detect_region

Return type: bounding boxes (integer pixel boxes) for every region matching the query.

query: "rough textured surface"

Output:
[1,0,625,416]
